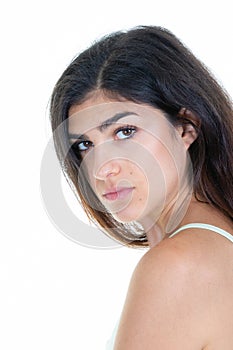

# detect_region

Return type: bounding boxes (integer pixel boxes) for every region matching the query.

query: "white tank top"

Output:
[169,223,233,242]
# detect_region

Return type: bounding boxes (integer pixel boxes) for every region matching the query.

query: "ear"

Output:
[175,108,201,150]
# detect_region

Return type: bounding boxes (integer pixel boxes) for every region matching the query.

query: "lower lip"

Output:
[103,188,134,201]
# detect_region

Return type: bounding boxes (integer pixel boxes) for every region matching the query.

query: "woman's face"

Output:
[68,95,192,232]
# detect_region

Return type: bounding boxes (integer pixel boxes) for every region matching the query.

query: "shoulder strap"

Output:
[169,223,233,243]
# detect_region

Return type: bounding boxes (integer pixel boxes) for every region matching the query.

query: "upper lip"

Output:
[102,187,134,196]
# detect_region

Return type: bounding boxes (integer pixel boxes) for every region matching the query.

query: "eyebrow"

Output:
[68,111,139,140]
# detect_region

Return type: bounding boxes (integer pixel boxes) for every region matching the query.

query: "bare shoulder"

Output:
[114,233,215,349]
[114,229,233,349]
[135,229,222,302]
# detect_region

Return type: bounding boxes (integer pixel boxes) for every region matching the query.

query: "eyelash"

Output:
[73,125,137,154]
[115,124,137,140]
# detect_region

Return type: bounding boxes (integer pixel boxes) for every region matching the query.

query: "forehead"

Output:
[68,101,170,136]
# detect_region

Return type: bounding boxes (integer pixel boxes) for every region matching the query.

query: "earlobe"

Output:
[176,108,201,150]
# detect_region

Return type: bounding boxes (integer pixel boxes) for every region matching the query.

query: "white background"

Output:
[1,0,232,349]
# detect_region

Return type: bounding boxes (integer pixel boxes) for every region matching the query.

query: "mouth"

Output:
[102,187,135,201]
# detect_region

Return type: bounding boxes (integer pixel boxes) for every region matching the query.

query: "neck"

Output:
[141,194,197,248]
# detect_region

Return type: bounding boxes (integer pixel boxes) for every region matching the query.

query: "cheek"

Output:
[146,137,180,188]
[158,148,179,188]
[131,160,166,209]
[133,142,179,214]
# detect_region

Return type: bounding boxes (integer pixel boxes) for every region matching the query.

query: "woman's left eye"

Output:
[115,125,137,139]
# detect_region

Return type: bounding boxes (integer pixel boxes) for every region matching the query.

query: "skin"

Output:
[69,92,233,349]
[69,94,195,240]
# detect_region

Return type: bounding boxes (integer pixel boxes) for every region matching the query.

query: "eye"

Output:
[72,140,93,154]
[115,125,137,140]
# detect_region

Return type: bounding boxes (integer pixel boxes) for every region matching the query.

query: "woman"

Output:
[50,26,233,349]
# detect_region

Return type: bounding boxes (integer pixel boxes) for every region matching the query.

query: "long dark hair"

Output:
[50,25,233,248]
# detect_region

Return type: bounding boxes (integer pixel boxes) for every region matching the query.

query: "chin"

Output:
[111,207,142,223]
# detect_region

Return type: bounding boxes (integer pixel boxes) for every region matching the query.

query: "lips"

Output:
[102,187,135,201]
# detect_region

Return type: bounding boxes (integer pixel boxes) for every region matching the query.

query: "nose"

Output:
[94,160,121,180]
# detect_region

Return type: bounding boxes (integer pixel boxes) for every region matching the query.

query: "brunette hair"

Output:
[50,26,233,248]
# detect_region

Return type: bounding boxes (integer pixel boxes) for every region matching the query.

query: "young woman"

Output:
[50,26,233,349]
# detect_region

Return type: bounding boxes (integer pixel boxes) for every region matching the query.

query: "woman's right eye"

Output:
[71,140,93,155]
[77,140,93,152]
